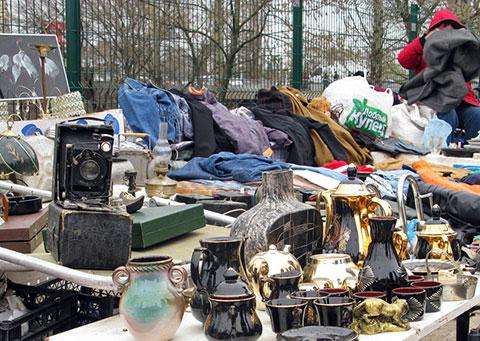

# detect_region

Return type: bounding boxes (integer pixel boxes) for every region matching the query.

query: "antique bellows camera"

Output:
[46,120,132,269]
[53,122,113,209]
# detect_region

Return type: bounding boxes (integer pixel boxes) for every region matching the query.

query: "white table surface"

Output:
[49,283,480,341]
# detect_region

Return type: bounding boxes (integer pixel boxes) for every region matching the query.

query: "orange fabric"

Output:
[375,158,470,180]
[412,160,480,195]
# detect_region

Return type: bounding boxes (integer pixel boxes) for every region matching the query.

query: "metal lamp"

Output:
[0,116,39,179]
[145,122,177,198]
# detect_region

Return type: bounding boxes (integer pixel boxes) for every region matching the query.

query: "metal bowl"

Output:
[403,259,456,280]
[441,275,478,301]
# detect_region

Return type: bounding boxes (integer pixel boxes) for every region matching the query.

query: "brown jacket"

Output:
[278,86,372,165]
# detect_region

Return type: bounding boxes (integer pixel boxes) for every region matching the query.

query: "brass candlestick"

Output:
[30,44,56,118]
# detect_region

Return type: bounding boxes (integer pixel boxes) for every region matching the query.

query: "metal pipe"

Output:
[0,247,115,291]
[149,197,237,226]
[0,181,52,200]
[397,174,431,229]
[0,260,30,272]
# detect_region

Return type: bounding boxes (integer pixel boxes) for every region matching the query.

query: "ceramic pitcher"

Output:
[190,236,246,323]
[112,256,187,341]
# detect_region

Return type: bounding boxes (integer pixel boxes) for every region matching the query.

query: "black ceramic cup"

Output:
[265,298,308,333]
[289,290,330,326]
[406,275,425,285]
[317,288,349,297]
[411,281,443,313]
[313,296,355,328]
[392,287,426,321]
[260,270,302,302]
[353,291,387,305]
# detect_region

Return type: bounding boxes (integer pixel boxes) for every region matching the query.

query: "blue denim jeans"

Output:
[118,78,181,146]
[438,103,480,143]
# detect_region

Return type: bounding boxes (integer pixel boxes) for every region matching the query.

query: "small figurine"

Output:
[351,298,410,335]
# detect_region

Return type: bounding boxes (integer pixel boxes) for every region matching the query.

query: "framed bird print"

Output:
[0,33,70,101]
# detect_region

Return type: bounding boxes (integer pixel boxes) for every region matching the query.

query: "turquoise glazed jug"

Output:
[112,256,187,341]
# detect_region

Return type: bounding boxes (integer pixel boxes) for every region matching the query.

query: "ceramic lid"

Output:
[258,244,291,256]
[334,165,370,197]
[210,268,254,300]
[418,205,456,236]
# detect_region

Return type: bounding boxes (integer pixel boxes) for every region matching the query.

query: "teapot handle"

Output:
[393,230,409,260]
[317,191,333,245]
[112,266,130,290]
[239,238,248,278]
[169,265,187,293]
[369,197,393,216]
[191,247,211,290]
[259,277,275,302]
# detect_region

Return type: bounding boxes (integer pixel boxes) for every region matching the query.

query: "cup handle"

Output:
[190,247,210,290]
[112,266,130,290]
[259,277,275,302]
[169,265,187,292]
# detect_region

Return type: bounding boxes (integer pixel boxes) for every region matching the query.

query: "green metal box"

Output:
[131,205,205,250]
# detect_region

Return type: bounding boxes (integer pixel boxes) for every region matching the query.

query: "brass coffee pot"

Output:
[414,205,460,260]
[318,166,397,265]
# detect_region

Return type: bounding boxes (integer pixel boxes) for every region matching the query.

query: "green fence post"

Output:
[291,0,303,89]
[408,3,418,80]
[66,0,81,92]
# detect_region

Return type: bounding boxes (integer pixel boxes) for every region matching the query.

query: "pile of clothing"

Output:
[374,158,480,240]
[118,79,374,167]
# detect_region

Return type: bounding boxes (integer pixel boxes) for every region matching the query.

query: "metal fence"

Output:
[1,0,415,111]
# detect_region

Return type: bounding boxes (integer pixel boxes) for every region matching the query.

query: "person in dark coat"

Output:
[398,9,480,142]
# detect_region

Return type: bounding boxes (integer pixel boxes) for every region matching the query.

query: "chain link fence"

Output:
[1,0,415,112]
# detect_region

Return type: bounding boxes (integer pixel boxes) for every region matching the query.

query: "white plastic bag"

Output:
[423,117,452,154]
[322,76,394,138]
[391,103,425,147]
[390,103,437,147]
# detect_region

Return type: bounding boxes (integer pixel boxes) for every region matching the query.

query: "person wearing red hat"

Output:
[398,9,480,142]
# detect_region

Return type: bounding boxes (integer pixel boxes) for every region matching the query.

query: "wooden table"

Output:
[49,282,480,340]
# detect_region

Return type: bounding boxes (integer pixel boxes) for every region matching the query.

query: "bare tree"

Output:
[158,0,272,101]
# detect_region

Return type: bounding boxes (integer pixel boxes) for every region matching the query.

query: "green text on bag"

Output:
[345,98,388,138]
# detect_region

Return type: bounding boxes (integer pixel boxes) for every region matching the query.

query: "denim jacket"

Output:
[118,78,181,146]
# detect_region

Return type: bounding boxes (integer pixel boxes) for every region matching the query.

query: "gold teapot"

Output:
[246,244,302,310]
[414,205,460,260]
[302,253,359,291]
[318,166,400,265]
[396,175,459,260]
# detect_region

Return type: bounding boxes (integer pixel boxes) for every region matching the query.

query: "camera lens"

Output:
[79,160,101,181]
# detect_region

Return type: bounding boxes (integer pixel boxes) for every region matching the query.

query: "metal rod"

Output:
[149,197,237,226]
[0,181,52,200]
[0,247,115,291]
[40,56,47,118]
[396,174,425,229]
